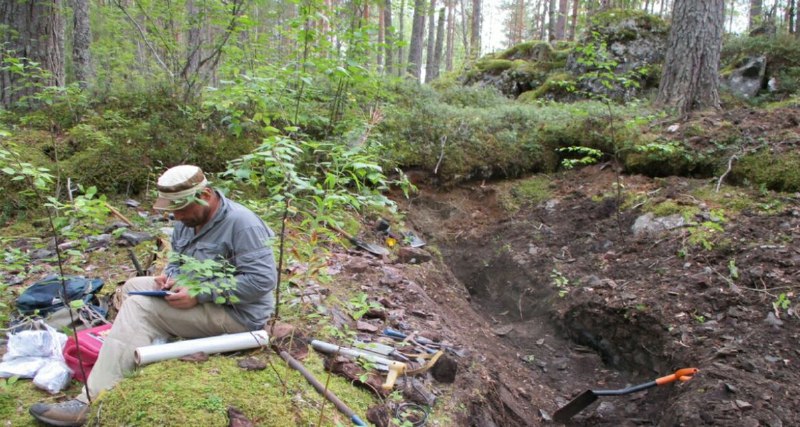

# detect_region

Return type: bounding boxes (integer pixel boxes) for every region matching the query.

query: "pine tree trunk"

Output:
[408,0,426,79]
[445,0,454,71]
[539,0,548,40]
[70,0,92,88]
[796,0,800,37]
[185,0,203,90]
[548,0,556,41]
[656,0,724,113]
[398,0,406,76]
[0,0,65,108]
[378,3,385,72]
[555,0,567,40]
[569,0,579,40]
[384,0,394,75]
[460,0,470,58]
[425,0,437,82]
[431,6,445,80]
[470,0,481,58]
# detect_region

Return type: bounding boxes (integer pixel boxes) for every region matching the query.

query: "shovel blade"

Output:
[553,390,598,423]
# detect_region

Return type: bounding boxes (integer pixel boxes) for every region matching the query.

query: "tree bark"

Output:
[431,6,445,80]
[796,0,800,37]
[70,0,93,88]
[569,0,579,40]
[470,0,481,58]
[547,0,556,41]
[384,0,394,75]
[0,0,65,108]
[408,0,427,79]
[555,0,567,40]
[425,0,437,82]
[398,0,406,76]
[459,0,470,58]
[445,0,454,71]
[656,0,724,114]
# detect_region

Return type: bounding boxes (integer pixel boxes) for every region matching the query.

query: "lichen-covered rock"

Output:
[565,9,668,101]
[723,56,767,99]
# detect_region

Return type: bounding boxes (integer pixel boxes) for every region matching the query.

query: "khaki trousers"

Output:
[78,276,248,402]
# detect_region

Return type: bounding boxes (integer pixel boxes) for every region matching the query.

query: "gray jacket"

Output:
[164,191,277,330]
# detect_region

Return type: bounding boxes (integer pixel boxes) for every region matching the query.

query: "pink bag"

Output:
[63,324,112,382]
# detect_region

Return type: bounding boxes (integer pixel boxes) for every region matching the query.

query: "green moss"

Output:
[648,200,684,217]
[475,59,514,74]
[500,175,553,212]
[587,8,669,42]
[522,72,576,100]
[92,352,374,426]
[498,41,553,62]
[731,150,800,192]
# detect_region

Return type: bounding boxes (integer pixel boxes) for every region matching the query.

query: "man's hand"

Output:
[165,287,199,309]
[154,274,176,290]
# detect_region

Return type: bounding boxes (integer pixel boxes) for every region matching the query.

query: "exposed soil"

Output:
[377,164,800,426]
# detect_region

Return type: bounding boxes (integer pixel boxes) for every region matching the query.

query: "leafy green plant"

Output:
[773,293,791,313]
[728,259,739,280]
[558,146,603,169]
[347,292,383,320]
[169,253,239,304]
[550,269,571,297]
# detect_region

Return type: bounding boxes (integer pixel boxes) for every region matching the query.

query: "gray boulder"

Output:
[724,56,766,99]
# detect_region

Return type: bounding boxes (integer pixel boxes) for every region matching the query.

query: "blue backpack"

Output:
[16,275,104,316]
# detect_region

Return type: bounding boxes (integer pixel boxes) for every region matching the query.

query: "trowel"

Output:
[552,367,698,423]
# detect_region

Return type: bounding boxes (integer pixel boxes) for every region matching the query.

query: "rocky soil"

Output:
[378,165,799,426]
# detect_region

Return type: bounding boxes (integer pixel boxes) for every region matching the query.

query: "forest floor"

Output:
[2,107,799,426]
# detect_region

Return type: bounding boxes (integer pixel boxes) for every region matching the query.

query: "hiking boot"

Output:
[29,399,88,426]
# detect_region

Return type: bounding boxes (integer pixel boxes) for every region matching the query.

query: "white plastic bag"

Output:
[3,326,67,361]
[0,356,47,378]
[0,321,71,392]
[33,360,73,394]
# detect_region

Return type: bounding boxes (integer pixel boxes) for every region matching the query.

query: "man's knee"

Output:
[121,276,157,293]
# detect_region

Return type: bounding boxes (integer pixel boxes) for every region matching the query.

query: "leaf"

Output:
[69,300,85,309]
[214,296,227,305]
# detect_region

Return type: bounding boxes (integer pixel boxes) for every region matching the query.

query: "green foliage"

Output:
[0,139,55,219]
[225,131,400,230]
[169,253,239,305]
[773,293,791,312]
[551,269,570,298]
[558,146,603,169]
[347,292,383,320]
[45,185,110,244]
[585,8,669,43]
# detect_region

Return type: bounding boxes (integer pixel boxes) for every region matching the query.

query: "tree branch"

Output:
[112,0,174,81]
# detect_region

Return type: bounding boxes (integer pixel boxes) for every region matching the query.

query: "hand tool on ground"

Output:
[383,328,464,356]
[311,339,407,391]
[375,219,426,248]
[553,367,699,423]
[278,350,367,426]
[327,223,389,256]
[353,340,411,362]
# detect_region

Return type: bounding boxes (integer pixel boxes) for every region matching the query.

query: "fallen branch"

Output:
[433,135,447,175]
[715,154,738,193]
[105,202,134,227]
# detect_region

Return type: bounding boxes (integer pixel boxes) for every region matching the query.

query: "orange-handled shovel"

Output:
[553,368,698,423]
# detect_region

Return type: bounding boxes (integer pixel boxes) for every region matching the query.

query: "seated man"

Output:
[30,165,277,426]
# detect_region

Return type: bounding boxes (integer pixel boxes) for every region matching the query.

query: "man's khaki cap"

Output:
[153,165,208,211]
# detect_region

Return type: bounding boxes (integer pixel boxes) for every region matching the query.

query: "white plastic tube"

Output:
[134,330,269,366]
